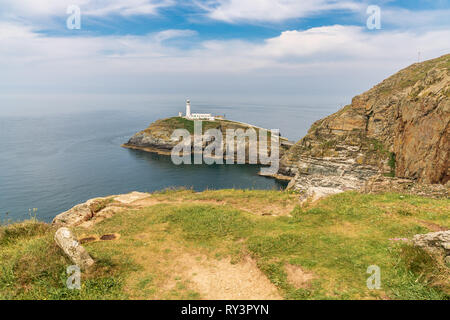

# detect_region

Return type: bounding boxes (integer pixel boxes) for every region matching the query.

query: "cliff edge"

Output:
[279,54,449,198]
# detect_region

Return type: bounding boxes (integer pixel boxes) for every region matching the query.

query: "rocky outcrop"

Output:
[363,175,449,198]
[280,54,449,198]
[123,117,293,164]
[55,227,95,270]
[52,197,115,227]
[413,231,450,262]
[286,156,379,202]
[52,192,149,227]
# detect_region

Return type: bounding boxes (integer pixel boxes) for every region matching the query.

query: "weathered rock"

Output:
[123,117,293,163]
[280,54,449,198]
[54,227,95,270]
[413,230,450,257]
[298,186,344,204]
[52,192,150,227]
[285,156,379,197]
[363,175,449,198]
[52,197,114,227]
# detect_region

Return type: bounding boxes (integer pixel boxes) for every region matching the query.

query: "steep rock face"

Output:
[281,54,449,196]
[125,118,185,152]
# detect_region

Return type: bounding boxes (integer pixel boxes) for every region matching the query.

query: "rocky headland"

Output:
[122,117,294,164]
[277,54,449,201]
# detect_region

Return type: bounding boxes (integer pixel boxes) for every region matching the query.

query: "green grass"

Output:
[388,152,396,173]
[161,205,254,243]
[0,190,448,300]
[0,220,50,247]
[158,117,232,135]
[154,117,280,142]
[0,221,136,299]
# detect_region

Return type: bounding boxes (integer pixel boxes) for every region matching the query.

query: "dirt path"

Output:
[133,197,295,217]
[180,254,282,300]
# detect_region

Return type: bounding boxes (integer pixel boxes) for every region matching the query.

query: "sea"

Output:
[0,97,340,222]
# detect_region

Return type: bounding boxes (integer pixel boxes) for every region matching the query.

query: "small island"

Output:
[122,99,294,166]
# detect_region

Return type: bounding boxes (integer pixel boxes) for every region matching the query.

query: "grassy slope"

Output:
[0,189,449,300]
[142,117,278,139]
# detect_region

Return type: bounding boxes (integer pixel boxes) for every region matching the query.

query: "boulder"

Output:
[54,227,94,270]
[52,197,113,227]
[412,230,450,257]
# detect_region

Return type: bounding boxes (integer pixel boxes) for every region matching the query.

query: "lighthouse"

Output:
[181,99,215,121]
[186,99,191,118]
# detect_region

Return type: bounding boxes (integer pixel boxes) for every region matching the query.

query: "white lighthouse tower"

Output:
[181,99,215,121]
[186,99,191,118]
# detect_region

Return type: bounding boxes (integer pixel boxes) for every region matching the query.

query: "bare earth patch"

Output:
[133,197,295,217]
[79,206,124,228]
[285,264,315,289]
[114,191,150,204]
[181,254,282,300]
[415,219,448,232]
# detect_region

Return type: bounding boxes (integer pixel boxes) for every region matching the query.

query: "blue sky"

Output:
[16,1,450,38]
[0,0,449,114]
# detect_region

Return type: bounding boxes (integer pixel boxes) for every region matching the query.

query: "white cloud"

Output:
[83,0,175,16]
[154,29,198,42]
[1,22,448,72]
[257,25,367,57]
[198,0,362,23]
[0,22,449,105]
[0,0,174,18]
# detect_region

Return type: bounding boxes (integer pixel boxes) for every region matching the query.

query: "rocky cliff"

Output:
[279,54,449,199]
[123,117,293,164]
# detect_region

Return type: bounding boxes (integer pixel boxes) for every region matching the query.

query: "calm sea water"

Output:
[0,101,337,222]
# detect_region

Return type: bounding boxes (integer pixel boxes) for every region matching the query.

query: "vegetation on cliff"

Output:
[123,117,292,162]
[1,189,448,300]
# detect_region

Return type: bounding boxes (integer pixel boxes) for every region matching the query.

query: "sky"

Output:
[0,0,449,115]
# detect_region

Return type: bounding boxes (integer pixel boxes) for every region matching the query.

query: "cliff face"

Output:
[280,54,449,197]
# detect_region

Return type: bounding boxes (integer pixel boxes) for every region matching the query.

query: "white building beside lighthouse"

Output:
[181,99,215,121]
